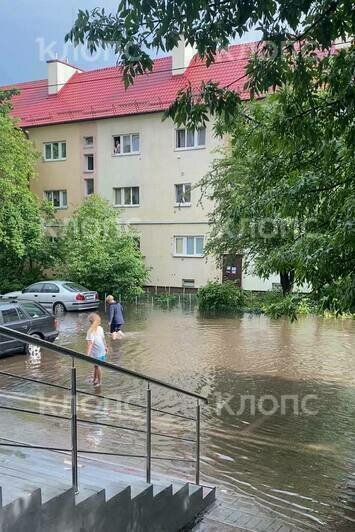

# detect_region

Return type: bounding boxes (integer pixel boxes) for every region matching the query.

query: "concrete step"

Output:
[0,448,216,532]
[102,485,131,532]
[75,485,106,532]
[40,487,75,532]
[128,483,154,531]
[0,488,42,532]
[202,487,216,508]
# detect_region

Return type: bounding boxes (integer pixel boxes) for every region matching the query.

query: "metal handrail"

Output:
[0,327,207,403]
[0,326,207,491]
[0,370,196,420]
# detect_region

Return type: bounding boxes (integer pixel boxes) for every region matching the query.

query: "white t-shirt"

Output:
[86,326,105,358]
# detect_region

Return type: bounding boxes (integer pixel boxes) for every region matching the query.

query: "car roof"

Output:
[28,280,69,284]
[0,300,21,308]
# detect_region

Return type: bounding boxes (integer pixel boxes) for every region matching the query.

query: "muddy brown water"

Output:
[0,303,354,530]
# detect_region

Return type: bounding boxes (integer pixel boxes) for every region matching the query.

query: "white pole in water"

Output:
[104,293,107,312]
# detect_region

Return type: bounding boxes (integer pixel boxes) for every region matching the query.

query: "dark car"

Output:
[0,300,58,357]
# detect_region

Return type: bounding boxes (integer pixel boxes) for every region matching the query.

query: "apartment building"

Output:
[7,41,280,291]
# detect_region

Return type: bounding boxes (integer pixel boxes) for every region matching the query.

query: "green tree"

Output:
[66,3,354,312]
[66,1,354,127]
[61,195,149,297]
[0,90,56,293]
[201,95,354,310]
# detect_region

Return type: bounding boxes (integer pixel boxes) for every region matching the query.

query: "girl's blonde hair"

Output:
[106,295,114,303]
[88,313,101,333]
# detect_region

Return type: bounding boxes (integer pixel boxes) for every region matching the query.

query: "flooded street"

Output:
[0,303,355,530]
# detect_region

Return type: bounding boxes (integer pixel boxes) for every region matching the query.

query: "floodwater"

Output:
[0,302,355,530]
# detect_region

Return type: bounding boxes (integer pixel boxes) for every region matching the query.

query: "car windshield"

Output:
[64,283,89,293]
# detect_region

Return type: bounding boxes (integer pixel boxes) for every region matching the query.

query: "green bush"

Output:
[60,195,149,298]
[198,281,245,311]
[153,294,179,306]
[243,289,283,314]
[262,294,319,321]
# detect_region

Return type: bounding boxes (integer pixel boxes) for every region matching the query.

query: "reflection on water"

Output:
[0,303,355,530]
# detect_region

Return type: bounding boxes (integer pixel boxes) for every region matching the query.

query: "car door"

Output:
[21,283,45,303]
[21,302,53,336]
[0,305,31,354]
[41,283,60,309]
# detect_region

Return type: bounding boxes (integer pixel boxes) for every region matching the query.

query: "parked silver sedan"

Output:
[2,281,100,313]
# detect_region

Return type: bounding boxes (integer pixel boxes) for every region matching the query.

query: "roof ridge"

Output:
[1,41,258,89]
[78,55,171,77]
[6,41,259,127]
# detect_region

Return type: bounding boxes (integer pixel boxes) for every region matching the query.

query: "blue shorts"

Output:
[95,353,106,362]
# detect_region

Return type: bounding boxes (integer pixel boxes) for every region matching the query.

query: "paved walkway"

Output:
[192,490,310,532]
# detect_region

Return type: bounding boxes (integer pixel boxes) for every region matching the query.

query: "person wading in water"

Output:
[86,313,108,386]
[106,295,125,337]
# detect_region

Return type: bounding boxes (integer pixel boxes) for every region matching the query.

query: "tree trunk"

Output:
[280,270,295,296]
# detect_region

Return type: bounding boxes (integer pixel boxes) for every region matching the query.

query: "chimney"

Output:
[47,59,82,95]
[172,38,196,75]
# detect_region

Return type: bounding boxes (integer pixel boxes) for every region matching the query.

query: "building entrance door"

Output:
[222,254,242,287]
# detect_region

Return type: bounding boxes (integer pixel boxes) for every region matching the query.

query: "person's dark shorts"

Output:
[110,323,122,333]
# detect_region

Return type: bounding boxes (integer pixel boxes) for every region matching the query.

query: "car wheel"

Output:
[26,334,42,357]
[54,302,66,314]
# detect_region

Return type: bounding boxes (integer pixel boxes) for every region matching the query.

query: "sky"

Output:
[0,0,261,85]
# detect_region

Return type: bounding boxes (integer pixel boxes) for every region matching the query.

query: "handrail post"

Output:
[71,362,79,493]
[195,399,201,485]
[146,383,152,484]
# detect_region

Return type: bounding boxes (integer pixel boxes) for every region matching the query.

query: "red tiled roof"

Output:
[5,42,258,128]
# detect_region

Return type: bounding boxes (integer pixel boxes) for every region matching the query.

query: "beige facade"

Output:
[29,121,97,220]
[96,112,222,287]
[27,111,281,290]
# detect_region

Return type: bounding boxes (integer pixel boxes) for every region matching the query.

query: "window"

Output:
[182,279,195,288]
[114,187,140,207]
[85,178,94,196]
[83,136,94,147]
[43,141,66,161]
[44,190,68,209]
[42,283,60,293]
[17,307,27,320]
[113,134,140,155]
[64,283,88,292]
[21,302,47,318]
[22,283,45,294]
[84,154,94,172]
[175,128,206,150]
[174,236,204,257]
[1,308,20,324]
[175,183,191,205]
